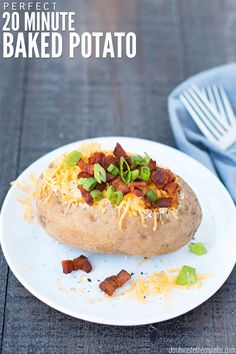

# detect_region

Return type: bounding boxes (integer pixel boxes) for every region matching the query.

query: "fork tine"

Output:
[210,85,229,125]
[204,85,229,126]
[217,85,236,127]
[201,87,218,109]
[189,86,228,135]
[180,92,220,143]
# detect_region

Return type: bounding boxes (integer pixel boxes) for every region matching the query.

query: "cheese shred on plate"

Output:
[12,174,38,223]
[115,270,211,303]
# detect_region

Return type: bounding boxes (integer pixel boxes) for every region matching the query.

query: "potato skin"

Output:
[36,178,202,257]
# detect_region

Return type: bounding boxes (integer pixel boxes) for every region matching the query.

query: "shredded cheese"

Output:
[118,198,131,231]
[152,211,157,231]
[12,174,37,222]
[79,142,102,157]
[115,270,211,304]
[36,146,179,230]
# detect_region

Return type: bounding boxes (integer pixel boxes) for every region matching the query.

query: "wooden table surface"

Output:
[1,1,236,353]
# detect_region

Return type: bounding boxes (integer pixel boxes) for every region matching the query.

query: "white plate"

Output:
[1,137,236,326]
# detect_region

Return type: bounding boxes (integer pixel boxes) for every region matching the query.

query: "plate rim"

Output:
[1,136,236,326]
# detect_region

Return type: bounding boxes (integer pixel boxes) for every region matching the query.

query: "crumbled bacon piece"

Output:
[144,196,153,209]
[78,186,93,205]
[148,159,157,172]
[130,186,144,197]
[163,182,178,195]
[95,182,106,192]
[129,181,147,188]
[77,161,94,175]
[151,167,175,189]
[77,171,90,179]
[62,255,92,274]
[113,143,131,165]
[102,155,118,170]
[111,176,130,195]
[89,152,105,165]
[61,260,74,274]
[106,172,117,183]
[99,269,131,296]
[154,197,173,208]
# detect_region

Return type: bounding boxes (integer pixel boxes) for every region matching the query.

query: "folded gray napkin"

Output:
[168,63,236,203]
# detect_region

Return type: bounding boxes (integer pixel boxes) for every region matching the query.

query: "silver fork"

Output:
[180,84,236,150]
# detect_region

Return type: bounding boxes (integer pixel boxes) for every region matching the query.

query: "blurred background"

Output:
[0,0,236,353]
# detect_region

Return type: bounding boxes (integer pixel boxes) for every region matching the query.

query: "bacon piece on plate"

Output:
[62,255,92,274]
[99,269,131,296]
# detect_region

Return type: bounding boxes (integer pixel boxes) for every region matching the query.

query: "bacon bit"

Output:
[155,197,173,208]
[144,196,153,209]
[113,143,131,165]
[99,269,131,296]
[148,159,157,171]
[89,152,105,165]
[95,182,106,192]
[77,171,90,179]
[61,261,74,274]
[129,181,147,188]
[106,172,117,183]
[77,161,94,175]
[62,255,92,274]
[102,155,118,169]
[130,186,144,197]
[164,182,178,195]
[111,176,130,195]
[78,186,93,205]
[151,167,174,189]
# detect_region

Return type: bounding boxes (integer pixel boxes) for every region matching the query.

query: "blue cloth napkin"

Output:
[168,63,236,203]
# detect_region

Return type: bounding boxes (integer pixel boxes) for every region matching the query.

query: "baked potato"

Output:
[36,142,202,256]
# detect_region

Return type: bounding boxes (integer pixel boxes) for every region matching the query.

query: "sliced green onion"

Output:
[107,163,119,177]
[77,178,87,186]
[94,163,106,183]
[110,191,123,206]
[143,152,150,164]
[146,189,158,203]
[131,155,144,167]
[120,156,131,184]
[106,186,123,206]
[189,243,207,256]
[139,166,151,181]
[176,265,197,286]
[106,186,115,199]
[83,177,97,191]
[65,151,82,167]
[90,189,104,201]
[131,153,150,167]
[131,169,139,181]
